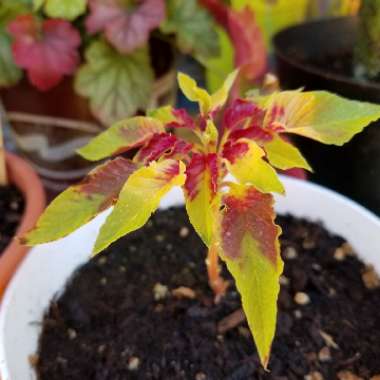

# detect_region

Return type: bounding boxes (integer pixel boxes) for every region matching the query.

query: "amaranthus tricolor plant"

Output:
[24,71,380,368]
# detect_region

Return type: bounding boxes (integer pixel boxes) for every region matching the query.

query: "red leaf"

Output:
[135,133,192,163]
[86,0,165,53]
[223,98,263,130]
[167,108,196,130]
[227,7,267,81]
[185,153,218,200]
[222,140,249,164]
[220,187,279,266]
[201,1,267,81]
[8,15,80,91]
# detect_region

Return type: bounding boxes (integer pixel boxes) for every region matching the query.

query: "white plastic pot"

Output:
[1,176,380,380]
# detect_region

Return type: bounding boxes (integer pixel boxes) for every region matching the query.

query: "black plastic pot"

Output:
[274,17,380,215]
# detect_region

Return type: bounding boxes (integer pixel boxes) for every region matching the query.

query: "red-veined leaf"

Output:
[216,184,283,368]
[256,90,380,145]
[8,14,80,91]
[134,132,192,164]
[224,141,284,194]
[93,159,185,254]
[227,6,267,81]
[24,157,137,245]
[78,116,164,161]
[86,0,165,53]
[223,98,263,130]
[184,153,219,246]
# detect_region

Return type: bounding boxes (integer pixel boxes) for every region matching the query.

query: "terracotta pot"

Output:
[0,151,46,300]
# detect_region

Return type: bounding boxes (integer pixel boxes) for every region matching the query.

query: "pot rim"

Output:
[1,176,380,380]
[273,16,380,92]
[0,151,46,299]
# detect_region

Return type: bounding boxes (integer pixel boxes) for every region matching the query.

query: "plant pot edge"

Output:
[1,176,380,380]
[0,151,46,300]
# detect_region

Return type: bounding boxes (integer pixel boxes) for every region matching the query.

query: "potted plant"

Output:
[273,0,380,214]
[0,120,46,300]
[2,72,380,378]
[0,0,225,192]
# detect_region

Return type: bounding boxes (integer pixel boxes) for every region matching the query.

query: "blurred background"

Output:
[3,0,377,214]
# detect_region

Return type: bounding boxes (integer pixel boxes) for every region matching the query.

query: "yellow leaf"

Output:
[216,185,283,368]
[227,142,284,194]
[93,159,185,254]
[177,72,211,114]
[264,135,312,171]
[210,69,239,110]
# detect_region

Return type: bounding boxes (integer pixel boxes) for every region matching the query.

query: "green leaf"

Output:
[205,27,235,93]
[75,40,154,125]
[93,159,185,254]
[264,135,312,171]
[178,72,211,114]
[147,106,176,125]
[227,142,285,194]
[216,185,283,368]
[256,90,380,145]
[44,0,86,20]
[33,0,45,10]
[210,69,239,112]
[161,0,219,60]
[24,157,137,245]
[0,32,22,87]
[78,116,164,161]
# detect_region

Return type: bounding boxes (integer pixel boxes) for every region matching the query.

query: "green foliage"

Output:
[75,41,154,125]
[161,0,220,60]
[355,0,380,78]
[25,71,380,369]
[43,0,87,20]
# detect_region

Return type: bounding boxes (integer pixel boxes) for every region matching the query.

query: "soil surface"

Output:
[0,185,24,254]
[37,208,380,380]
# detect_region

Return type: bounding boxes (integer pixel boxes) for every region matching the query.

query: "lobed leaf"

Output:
[184,153,219,246]
[263,135,312,171]
[216,185,283,368]
[257,90,380,145]
[78,116,163,161]
[24,157,137,245]
[225,141,284,194]
[161,0,219,60]
[8,15,81,91]
[86,0,165,53]
[93,159,186,254]
[210,69,239,112]
[44,0,87,21]
[75,41,153,125]
[0,32,22,87]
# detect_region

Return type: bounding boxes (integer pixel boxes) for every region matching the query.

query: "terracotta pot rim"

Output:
[0,151,46,300]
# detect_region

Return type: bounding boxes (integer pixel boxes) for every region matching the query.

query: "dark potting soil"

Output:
[36,208,380,380]
[0,185,24,254]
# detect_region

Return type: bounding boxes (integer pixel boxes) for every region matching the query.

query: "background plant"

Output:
[355,0,380,78]
[23,71,380,368]
[0,0,217,125]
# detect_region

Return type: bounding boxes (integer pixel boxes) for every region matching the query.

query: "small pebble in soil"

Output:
[305,371,324,380]
[179,226,190,238]
[153,282,169,301]
[195,372,207,380]
[67,328,77,340]
[294,291,310,305]
[172,286,196,299]
[361,265,380,289]
[318,346,331,362]
[284,246,298,259]
[128,357,140,371]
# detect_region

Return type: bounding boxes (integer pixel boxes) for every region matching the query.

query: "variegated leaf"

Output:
[216,184,283,368]
[24,157,137,245]
[78,116,164,161]
[93,159,186,254]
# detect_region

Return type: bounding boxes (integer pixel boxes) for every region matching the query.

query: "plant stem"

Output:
[0,119,7,186]
[206,244,229,303]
